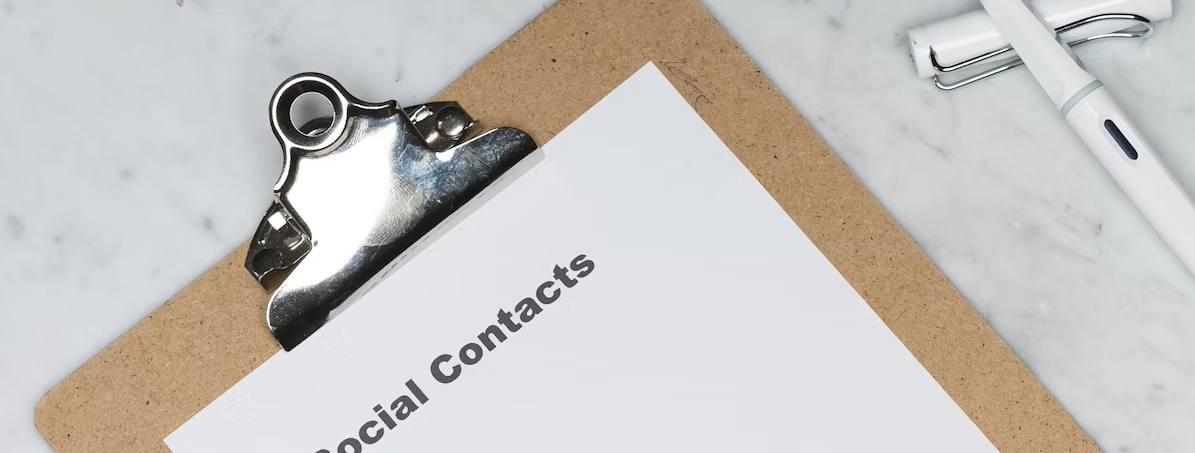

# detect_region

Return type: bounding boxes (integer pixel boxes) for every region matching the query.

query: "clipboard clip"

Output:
[245,73,537,350]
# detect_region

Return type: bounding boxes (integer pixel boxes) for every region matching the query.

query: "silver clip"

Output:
[931,13,1153,91]
[246,73,538,350]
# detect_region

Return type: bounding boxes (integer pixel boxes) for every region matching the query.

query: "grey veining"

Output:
[1,0,1192,452]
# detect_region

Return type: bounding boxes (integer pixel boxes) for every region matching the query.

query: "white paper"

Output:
[166,63,997,453]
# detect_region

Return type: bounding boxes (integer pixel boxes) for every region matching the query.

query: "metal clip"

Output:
[931,13,1153,91]
[246,73,537,350]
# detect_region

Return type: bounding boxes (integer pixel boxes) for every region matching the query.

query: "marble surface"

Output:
[1,0,1192,451]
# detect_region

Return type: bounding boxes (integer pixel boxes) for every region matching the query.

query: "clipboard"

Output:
[34,0,1099,451]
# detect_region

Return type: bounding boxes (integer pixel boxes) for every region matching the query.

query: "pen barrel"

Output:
[1065,86,1195,273]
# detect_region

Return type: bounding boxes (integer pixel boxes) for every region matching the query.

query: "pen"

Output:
[981,0,1195,275]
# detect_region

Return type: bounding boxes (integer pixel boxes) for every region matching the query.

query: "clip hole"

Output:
[290,92,335,138]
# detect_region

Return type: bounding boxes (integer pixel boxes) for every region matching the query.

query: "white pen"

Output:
[981,0,1195,275]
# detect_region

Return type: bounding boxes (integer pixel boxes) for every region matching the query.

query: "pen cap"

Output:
[908,0,1172,78]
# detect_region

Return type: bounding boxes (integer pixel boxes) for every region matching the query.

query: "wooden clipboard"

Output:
[34,0,1100,451]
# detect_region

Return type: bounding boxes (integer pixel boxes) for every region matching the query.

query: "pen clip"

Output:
[929,13,1152,91]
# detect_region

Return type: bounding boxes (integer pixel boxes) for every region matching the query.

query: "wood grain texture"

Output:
[35,0,1100,451]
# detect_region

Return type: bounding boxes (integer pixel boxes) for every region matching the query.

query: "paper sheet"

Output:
[165,63,997,453]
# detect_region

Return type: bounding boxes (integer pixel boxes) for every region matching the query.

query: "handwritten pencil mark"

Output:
[661,60,713,107]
